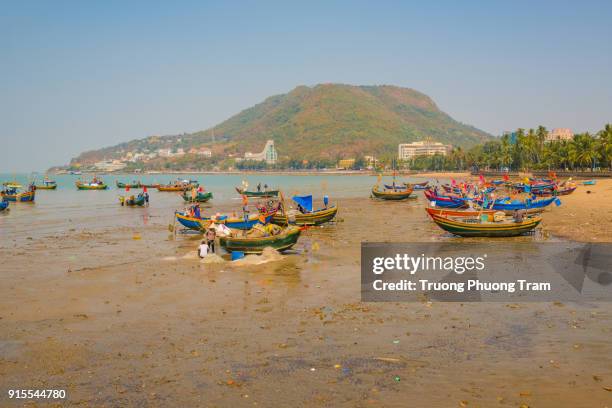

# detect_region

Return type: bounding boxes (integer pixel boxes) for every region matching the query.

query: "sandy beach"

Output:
[541,179,612,242]
[2,189,612,407]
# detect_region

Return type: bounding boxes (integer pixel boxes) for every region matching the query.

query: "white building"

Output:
[244,140,278,164]
[94,160,127,172]
[398,141,450,160]
[546,128,574,142]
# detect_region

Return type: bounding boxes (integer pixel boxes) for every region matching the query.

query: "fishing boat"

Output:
[412,181,429,190]
[181,190,213,203]
[34,178,57,190]
[175,210,277,231]
[425,207,497,218]
[116,181,142,189]
[429,213,542,237]
[142,183,160,188]
[423,189,467,208]
[119,194,146,207]
[158,180,198,192]
[76,179,108,190]
[1,188,35,202]
[0,201,9,211]
[371,185,414,200]
[532,185,577,196]
[582,180,596,186]
[235,187,279,197]
[2,182,22,189]
[219,225,301,254]
[475,196,556,215]
[272,195,338,226]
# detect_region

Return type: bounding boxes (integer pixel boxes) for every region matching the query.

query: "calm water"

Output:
[0,173,436,243]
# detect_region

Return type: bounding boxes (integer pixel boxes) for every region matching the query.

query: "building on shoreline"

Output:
[244,140,278,164]
[337,158,355,169]
[398,141,451,160]
[94,160,127,172]
[546,128,574,142]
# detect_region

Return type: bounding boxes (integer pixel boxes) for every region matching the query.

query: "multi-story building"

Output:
[546,128,574,142]
[94,160,127,172]
[398,141,450,160]
[244,140,277,164]
[337,158,355,169]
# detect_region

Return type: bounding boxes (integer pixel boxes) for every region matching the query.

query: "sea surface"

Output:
[0,172,557,246]
[0,173,414,239]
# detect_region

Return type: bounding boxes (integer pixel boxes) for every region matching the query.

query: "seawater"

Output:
[0,173,423,243]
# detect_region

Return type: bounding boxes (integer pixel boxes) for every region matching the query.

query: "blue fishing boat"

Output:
[1,186,35,202]
[175,210,276,231]
[423,190,467,208]
[0,200,8,211]
[582,180,596,186]
[475,196,556,214]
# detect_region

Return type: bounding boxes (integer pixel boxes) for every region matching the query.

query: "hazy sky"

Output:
[1,1,611,172]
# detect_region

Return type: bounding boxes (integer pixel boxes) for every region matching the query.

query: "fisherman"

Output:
[257,182,262,192]
[198,240,209,258]
[193,203,201,219]
[264,183,268,191]
[205,227,216,254]
[513,209,526,223]
[143,190,149,206]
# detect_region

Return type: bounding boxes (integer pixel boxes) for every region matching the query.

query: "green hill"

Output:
[194,84,491,160]
[68,84,492,168]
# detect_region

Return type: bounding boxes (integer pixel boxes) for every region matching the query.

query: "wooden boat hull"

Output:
[182,191,213,202]
[430,214,541,237]
[158,184,196,192]
[477,197,556,214]
[175,212,211,230]
[219,226,301,254]
[1,191,35,202]
[426,207,496,217]
[532,186,577,196]
[34,184,57,190]
[423,190,467,208]
[116,182,142,189]
[175,211,276,231]
[235,187,279,197]
[371,186,414,200]
[119,195,146,206]
[76,183,108,190]
[272,205,338,226]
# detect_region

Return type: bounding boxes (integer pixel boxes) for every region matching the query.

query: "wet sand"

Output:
[541,179,612,242]
[1,195,612,407]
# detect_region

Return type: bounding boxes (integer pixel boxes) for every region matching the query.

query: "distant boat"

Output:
[34,177,57,190]
[235,187,279,197]
[1,188,35,202]
[76,178,108,190]
[582,180,596,185]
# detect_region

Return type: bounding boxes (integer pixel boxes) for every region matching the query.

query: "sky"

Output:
[1,0,611,172]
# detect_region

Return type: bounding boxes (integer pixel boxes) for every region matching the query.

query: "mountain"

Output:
[67,84,492,168]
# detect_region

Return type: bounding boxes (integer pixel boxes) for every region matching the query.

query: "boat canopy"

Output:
[292,195,313,212]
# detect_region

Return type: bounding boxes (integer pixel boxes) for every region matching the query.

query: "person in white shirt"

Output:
[198,240,209,258]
